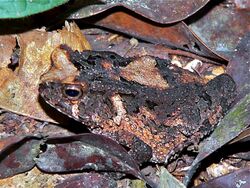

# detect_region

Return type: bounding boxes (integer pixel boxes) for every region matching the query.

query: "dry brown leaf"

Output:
[40,46,79,82]
[120,56,169,89]
[0,22,91,123]
[0,35,16,68]
[0,167,63,188]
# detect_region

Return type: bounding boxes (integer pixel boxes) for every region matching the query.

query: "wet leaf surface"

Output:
[0,136,42,178]
[82,11,226,63]
[0,133,156,187]
[69,0,210,24]
[55,173,117,188]
[189,1,250,58]
[37,134,156,187]
[0,136,28,153]
[195,168,250,188]
[227,32,250,103]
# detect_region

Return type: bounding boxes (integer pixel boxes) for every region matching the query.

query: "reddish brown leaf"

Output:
[69,0,210,24]
[0,136,27,153]
[37,134,156,187]
[0,35,16,68]
[83,11,226,63]
[55,173,117,188]
[0,136,42,178]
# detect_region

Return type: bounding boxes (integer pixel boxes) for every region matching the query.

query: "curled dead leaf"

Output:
[0,22,91,123]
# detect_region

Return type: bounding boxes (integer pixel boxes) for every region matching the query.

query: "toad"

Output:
[39,45,236,163]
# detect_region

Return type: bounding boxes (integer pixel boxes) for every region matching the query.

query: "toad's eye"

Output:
[63,85,83,99]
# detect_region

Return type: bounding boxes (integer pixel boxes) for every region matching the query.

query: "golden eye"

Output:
[63,85,83,99]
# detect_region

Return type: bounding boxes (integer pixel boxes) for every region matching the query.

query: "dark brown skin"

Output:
[39,46,236,163]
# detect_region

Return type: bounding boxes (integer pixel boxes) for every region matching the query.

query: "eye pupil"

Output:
[63,84,85,99]
[65,89,80,97]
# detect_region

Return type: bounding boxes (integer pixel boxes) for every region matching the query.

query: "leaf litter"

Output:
[0,22,91,123]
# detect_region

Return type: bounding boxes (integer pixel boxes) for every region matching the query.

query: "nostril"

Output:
[38,82,49,94]
[38,83,44,93]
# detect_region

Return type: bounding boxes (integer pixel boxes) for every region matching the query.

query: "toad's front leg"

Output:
[101,130,153,165]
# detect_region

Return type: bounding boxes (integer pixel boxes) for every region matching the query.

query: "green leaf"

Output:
[0,0,69,19]
[160,167,186,188]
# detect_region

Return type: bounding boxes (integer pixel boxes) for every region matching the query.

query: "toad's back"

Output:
[39,46,236,162]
